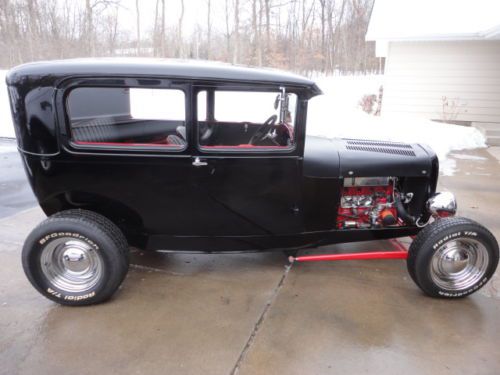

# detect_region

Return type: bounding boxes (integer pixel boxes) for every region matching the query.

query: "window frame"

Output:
[194,85,300,154]
[59,77,191,155]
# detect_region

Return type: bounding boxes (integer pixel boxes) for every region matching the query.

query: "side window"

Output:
[67,87,187,149]
[197,90,297,150]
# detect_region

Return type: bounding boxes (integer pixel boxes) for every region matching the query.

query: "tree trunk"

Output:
[207,0,211,59]
[153,0,159,56]
[232,0,239,64]
[85,0,93,56]
[225,0,231,59]
[135,0,141,55]
[257,0,263,66]
[329,0,346,73]
[264,0,271,64]
[161,0,166,56]
[251,0,257,64]
[319,0,326,72]
[178,0,184,57]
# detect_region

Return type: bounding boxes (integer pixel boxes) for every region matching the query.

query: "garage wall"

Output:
[382,40,500,125]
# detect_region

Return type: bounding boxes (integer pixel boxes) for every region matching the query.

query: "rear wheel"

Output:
[22,209,129,306]
[407,217,499,298]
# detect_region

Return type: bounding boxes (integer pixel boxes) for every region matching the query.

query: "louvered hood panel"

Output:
[343,139,416,157]
[303,136,437,179]
[337,138,434,178]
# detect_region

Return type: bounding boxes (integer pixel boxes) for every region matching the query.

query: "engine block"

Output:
[337,178,398,229]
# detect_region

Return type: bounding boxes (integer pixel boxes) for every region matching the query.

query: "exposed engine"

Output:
[337,177,399,229]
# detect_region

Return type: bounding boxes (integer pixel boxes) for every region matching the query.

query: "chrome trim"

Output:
[427,192,457,218]
[430,238,489,291]
[344,176,391,187]
[40,238,103,293]
[192,157,208,167]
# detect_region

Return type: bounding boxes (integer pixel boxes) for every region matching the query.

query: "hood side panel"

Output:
[303,136,340,178]
[338,139,432,178]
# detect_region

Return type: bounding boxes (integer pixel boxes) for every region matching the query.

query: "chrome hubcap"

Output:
[430,238,489,291]
[41,238,103,293]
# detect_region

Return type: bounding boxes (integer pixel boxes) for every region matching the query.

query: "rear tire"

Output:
[22,209,129,306]
[407,217,499,298]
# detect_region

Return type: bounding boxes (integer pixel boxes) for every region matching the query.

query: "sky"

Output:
[367,0,500,40]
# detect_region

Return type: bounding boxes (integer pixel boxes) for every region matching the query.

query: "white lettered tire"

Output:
[22,209,129,305]
[407,217,499,298]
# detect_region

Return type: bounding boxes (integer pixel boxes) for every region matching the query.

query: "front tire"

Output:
[407,217,499,298]
[22,209,129,306]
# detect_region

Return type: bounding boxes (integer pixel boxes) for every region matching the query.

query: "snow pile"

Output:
[308,75,487,176]
[0,70,15,138]
[0,139,17,154]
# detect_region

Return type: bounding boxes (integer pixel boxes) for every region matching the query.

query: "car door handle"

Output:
[192,157,208,167]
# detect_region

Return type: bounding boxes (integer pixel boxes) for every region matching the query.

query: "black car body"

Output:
[7,59,498,305]
[6,58,437,251]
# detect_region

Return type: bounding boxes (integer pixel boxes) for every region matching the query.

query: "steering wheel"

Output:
[249,115,277,145]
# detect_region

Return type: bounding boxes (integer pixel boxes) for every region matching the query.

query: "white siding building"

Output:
[366,0,500,145]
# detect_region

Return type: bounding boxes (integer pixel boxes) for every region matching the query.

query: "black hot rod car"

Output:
[6,59,499,305]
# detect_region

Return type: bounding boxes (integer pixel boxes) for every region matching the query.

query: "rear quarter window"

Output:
[66,87,187,150]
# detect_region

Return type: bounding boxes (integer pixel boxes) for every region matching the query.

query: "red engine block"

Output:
[336,184,398,229]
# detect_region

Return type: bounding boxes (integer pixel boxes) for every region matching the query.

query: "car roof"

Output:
[6,58,321,94]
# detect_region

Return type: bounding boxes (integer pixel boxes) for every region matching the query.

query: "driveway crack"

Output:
[229,261,293,375]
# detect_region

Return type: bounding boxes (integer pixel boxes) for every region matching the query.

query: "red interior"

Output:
[75,141,289,150]
[201,144,290,149]
[74,141,183,148]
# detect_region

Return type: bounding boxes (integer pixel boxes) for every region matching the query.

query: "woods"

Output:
[0,0,377,74]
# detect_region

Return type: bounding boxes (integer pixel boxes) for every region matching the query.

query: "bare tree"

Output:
[251,0,257,64]
[328,0,346,73]
[319,0,326,70]
[135,0,140,55]
[264,0,271,64]
[0,0,377,75]
[103,7,119,55]
[153,0,166,56]
[206,0,211,59]
[178,0,184,57]
[153,0,160,55]
[85,0,94,56]
[232,0,239,64]
[224,0,231,58]
[161,0,166,55]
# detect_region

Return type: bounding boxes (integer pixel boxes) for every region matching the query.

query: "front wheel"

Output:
[407,217,499,298]
[22,209,129,306]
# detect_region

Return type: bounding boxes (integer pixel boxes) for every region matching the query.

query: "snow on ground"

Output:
[309,75,486,176]
[449,153,488,161]
[0,70,15,138]
[0,141,17,154]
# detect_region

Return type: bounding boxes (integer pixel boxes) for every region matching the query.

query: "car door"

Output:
[191,153,303,236]
[190,87,304,236]
[59,80,207,237]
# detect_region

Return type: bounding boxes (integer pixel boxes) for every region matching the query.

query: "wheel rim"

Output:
[40,237,103,293]
[430,238,489,291]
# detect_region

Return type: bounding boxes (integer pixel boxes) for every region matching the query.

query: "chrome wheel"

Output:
[40,237,103,293]
[430,238,489,291]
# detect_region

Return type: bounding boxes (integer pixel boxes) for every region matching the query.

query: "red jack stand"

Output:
[289,239,409,263]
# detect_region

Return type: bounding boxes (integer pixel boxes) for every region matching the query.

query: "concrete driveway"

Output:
[0,139,35,219]
[1,145,500,375]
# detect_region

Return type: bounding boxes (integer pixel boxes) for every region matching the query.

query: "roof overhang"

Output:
[366,0,500,45]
